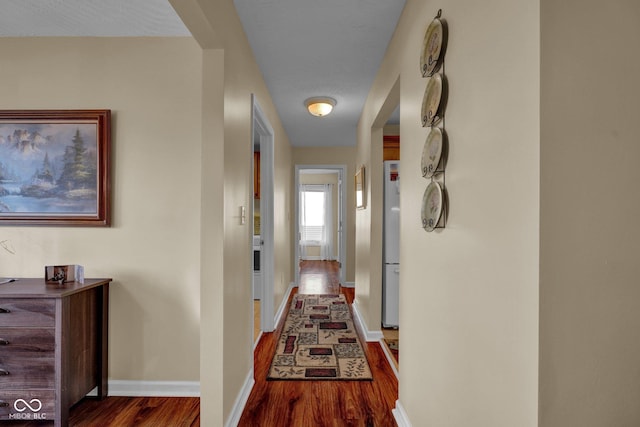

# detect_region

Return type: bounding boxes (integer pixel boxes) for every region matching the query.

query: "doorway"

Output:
[252,95,275,346]
[294,165,347,288]
[381,105,400,370]
[370,76,400,376]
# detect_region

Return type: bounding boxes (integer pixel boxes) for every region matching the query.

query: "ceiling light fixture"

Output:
[305,97,336,117]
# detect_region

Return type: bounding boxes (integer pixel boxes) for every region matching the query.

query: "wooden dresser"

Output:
[0,278,111,426]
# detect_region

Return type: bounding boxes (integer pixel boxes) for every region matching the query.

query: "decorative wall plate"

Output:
[421,13,445,77]
[421,127,443,178]
[421,73,443,127]
[421,181,443,232]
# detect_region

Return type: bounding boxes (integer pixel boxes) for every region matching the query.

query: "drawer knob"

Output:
[0,339,8,346]
[0,308,10,314]
[0,369,9,376]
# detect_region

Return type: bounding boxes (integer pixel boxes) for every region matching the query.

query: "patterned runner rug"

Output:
[267,293,373,380]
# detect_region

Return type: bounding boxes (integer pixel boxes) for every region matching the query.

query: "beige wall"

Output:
[0,38,203,381]
[293,146,357,282]
[539,1,640,426]
[172,1,294,424]
[0,9,294,425]
[359,0,540,425]
[199,47,226,423]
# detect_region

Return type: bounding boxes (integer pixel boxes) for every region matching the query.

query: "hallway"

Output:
[239,261,398,426]
[298,260,341,295]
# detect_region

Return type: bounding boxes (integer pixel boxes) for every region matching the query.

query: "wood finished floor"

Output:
[298,260,342,295]
[10,261,396,426]
[8,397,199,427]
[239,260,398,426]
[68,397,200,427]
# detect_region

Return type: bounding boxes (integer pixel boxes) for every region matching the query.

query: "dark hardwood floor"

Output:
[238,260,398,426]
[8,397,199,427]
[298,260,342,295]
[68,397,200,426]
[9,261,396,427]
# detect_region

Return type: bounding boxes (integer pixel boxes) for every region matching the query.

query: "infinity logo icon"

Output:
[14,399,43,413]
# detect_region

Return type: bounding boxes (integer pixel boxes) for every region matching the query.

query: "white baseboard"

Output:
[379,338,399,380]
[90,380,200,397]
[351,299,384,342]
[274,282,295,327]
[253,330,263,351]
[225,369,255,427]
[393,399,412,427]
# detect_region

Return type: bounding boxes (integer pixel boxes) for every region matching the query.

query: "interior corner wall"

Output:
[219,26,293,427]
[364,128,384,330]
[539,1,640,426]
[183,1,294,423]
[200,48,226,424]
[292,146,357,282]
[358,0,540,425]
[0,38,203,381]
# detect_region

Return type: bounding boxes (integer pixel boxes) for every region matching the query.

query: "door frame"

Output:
[294,164,347,285]
[252,95,275,333]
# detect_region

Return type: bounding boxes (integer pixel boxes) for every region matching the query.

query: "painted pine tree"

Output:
[36,152,55,183]
[58,129,95,193]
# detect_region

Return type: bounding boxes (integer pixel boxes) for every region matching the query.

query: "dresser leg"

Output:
[98,284,110,399]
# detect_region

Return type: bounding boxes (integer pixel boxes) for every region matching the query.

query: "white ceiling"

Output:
[0,0,405,147]
[0,0,191,37]
[234,0,405,147]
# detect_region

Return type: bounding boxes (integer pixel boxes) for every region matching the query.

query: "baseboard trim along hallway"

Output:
[393,399,412,427]
[86,380,201,397]
[226,370,255,427]
[352,298,384,342]
[274,282,296,328]
[379,337,399,380]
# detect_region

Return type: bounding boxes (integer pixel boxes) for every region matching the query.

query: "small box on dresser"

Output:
[45,264,85,284]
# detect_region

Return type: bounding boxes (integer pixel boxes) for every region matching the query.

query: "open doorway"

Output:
[363,74,401,378]
[252,95,275,347]
[381,104,400,371]
[294,165,347,288]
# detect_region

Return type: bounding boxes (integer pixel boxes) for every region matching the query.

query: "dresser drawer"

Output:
[0,389,55,421]
[0,356,55,389]
[0,328,55,355]
[0,299,55,327]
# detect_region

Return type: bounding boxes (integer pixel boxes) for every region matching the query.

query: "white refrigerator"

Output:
[382,161,400,328]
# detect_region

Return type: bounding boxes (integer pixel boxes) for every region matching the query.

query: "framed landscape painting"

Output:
[0,110,111,226]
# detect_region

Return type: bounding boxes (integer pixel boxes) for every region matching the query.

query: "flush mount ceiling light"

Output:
[304,97,336,117]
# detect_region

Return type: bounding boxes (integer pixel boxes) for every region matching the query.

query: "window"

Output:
[300,188,325,243]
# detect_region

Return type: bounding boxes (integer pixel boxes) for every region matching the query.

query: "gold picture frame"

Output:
[355,165,365,209]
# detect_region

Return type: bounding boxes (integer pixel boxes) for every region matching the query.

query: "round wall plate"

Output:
[421,73,443,127]
[421,127,443,178]
[421,17,445,77]
[421,181,443,232]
